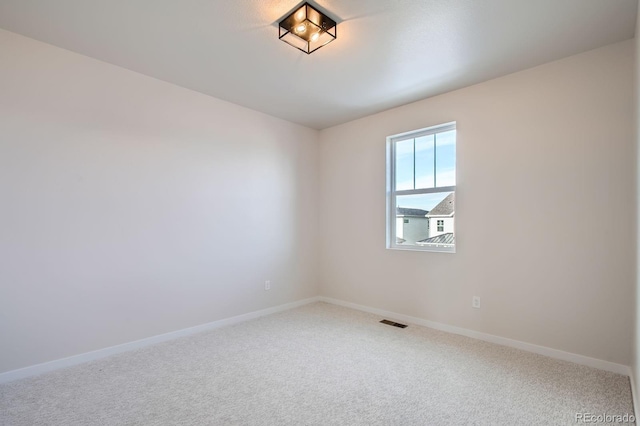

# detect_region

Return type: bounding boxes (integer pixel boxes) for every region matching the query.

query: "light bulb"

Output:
[295,23,306,33]
[310,32,320,42]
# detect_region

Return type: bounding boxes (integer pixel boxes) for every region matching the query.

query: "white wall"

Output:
[320,40,635,365]
[0,25,635,377]
[0,29,320,374]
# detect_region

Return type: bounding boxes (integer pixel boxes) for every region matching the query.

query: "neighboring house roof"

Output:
[396,237,406,244]
[396,207,429,217]
[426,193,455,217]
[417,233,455,245]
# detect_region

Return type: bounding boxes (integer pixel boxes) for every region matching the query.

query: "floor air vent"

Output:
[380,319,408,328]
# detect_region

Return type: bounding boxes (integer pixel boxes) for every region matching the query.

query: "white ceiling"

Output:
[0,0,637,129]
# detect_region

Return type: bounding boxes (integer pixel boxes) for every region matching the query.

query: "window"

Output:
[386,122,456,252]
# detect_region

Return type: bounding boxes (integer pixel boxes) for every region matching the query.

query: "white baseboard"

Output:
[318,296,631,376]
[1,293,634,401]
[0,296,320,384]
[630,367,639,419]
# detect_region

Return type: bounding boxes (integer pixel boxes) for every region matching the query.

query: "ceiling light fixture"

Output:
[279,2,337,54]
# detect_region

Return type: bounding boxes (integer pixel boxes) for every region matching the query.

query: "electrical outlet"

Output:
[265,280,271,291]
[472,296,480,309]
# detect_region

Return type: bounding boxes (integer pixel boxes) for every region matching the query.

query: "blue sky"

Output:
[395,130,455,211]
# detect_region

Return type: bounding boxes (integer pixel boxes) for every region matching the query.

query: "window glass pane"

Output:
[415,135,435,189]
[395,138,414,191]
[435,130,456,187]
[395,191,454,248]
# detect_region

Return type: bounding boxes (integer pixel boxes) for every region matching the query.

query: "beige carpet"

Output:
[0,302,634,425]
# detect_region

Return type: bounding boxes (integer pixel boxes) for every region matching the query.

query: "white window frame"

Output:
[386,122,456,253]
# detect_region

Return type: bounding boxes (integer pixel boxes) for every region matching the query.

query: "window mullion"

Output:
[433,132,437,188]
[413,138,416,190]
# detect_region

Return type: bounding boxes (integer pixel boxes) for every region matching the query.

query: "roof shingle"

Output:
[396,207,429,217]
[426,193,454,217]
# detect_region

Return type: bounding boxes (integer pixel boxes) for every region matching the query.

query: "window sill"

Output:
[388,245,456,254]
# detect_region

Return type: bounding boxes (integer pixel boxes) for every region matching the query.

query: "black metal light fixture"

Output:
[279,2,337,54]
